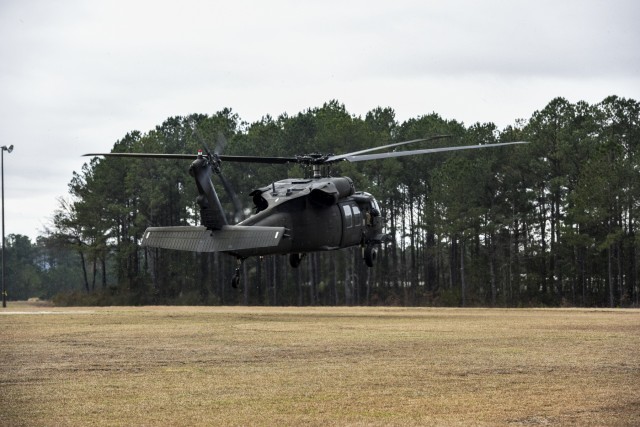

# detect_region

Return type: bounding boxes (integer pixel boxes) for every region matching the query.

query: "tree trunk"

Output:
[101,255,107,289]
[460,239,466,307]
[78,250,89,293]
[489,232,497,306]
[344,250,352,305]
[91,257,97,291]
[608,246,615,308]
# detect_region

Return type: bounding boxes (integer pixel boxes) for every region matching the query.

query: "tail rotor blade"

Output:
[218,172,244,223]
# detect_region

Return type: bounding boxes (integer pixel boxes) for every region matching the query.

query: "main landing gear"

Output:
[289,246,379,270]
[231,258,245,289]
[230,246,379,288]
[289,253,306,268]
[363,244,378,267]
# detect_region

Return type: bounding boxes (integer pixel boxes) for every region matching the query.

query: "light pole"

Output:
[1,144,13,308]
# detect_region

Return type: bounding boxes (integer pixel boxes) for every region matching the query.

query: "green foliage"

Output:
[0,234,83,300]
[12,96,638,307]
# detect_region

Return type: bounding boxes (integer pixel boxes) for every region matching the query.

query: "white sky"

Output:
[1,0,639,241]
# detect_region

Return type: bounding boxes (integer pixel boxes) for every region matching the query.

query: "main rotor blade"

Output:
[325,135,453,163]
[215,131,227,154]
[83,152,196,159]
[342,141,529,162]
[83,152,298,164]
[219,155,297,164]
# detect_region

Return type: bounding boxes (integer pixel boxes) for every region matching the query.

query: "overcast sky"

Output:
[1,0,639,241]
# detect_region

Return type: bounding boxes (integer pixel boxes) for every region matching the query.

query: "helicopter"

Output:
[85,136,527,287]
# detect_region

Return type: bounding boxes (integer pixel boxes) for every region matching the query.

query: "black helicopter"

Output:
[85,136,526,287]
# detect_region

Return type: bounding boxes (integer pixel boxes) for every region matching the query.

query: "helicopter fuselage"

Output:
[229,177,387,258]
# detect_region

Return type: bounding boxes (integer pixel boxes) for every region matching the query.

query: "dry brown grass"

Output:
[1,303,639,426]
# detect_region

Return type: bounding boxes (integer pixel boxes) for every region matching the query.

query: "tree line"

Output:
[5,96,639,307]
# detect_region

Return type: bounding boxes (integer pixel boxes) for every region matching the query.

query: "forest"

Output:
[4,95,639,307]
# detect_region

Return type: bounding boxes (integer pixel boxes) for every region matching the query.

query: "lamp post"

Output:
[1,144,13,308]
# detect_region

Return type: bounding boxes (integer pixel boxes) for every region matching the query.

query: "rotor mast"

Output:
[312,164,322,179]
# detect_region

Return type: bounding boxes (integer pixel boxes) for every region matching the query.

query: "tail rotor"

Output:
[193,129,244,224]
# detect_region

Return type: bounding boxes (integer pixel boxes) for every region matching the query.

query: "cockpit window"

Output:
[342,205,353,228]
[352,205,362,226]
[371,198,380,213]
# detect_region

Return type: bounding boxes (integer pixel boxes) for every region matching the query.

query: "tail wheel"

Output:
[364,245,378,267]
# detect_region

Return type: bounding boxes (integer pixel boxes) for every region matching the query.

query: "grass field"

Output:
[1,303,639,426]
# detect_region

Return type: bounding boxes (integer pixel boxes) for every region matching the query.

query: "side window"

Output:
[342,205,353,228]
[352,205,362,226]
[371,198,380,213]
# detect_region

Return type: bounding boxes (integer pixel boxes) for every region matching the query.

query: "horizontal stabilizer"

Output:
[141,225,285,253]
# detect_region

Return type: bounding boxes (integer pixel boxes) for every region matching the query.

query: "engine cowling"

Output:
[308,177,354,206]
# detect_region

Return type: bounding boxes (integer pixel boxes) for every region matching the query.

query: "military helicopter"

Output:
[85,136,526,287]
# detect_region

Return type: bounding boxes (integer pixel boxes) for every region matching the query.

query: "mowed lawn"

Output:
[1,304,639,426]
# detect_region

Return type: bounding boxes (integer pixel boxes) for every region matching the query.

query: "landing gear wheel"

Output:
[231,261,243,289]
[289,253,305,268]
[231,270,240,289]
[364,245,378,267]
